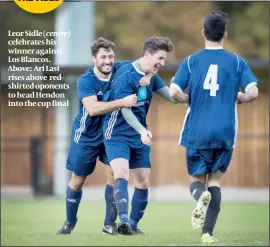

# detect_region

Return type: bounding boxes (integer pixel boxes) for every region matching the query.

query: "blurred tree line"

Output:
[0,1,268,67]
[96,1,269,62]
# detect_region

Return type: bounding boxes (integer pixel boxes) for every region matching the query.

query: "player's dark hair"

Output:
[142,36,174,56]
[204,11,227,42]
[91,37,115,57]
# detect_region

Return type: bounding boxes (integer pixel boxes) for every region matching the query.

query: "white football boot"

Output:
[191,191,211,230]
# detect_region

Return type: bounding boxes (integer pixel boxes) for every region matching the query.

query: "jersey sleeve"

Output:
[77,72,96,99]
[114,61,132,71]
[113,73,136,100]
[153,74,166,91]
[171,57,190,92]
[238,57,259,92]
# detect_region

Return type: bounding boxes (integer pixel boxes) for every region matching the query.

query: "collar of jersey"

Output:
[93,67,112,81]
[205,46,223,50]
[132,62,145,75]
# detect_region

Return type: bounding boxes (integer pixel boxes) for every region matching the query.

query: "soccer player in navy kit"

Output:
[56,38,151,235]
[103,37,186,235]
[169,11,259,244]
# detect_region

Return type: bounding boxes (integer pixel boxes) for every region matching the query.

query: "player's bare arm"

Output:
[121,107,152,146]
[169,84,189,103]
[82,94,137,116]
[237,84,259,103]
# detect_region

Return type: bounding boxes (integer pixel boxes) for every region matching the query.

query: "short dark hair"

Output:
[142,36,174,56]
[204,11,227,42]
[91,37,115,57]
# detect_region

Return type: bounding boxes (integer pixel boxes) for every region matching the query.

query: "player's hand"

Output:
[140,128,152,146]
[181,93,189,108]
[139,73,153,87]
[237,92,244,104]
[122,94,137,107]
[183,93,189,105]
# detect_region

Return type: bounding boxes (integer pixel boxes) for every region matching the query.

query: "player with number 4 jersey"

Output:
[172,49,257,149]
[169,11,259,244]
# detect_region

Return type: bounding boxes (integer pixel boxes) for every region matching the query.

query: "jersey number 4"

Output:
[203,64,219,96]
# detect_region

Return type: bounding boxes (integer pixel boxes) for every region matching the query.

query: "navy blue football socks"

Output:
[114,178,129,222]
[66,185,82,225]
[104,184,117,225]
[130,187,148,230]
[202,186,221,236]
[190,181,206,201]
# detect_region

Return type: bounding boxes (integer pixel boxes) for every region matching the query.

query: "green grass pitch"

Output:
[1,198,269,246]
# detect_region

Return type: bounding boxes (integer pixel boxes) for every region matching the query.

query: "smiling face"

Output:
[140,36,174,74]
[92,48,115,75]
[145,50,167,74]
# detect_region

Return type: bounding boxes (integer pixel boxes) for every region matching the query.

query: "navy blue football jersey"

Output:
[103,62,166,139]
[72,61,130,146]
[171,48,258,149]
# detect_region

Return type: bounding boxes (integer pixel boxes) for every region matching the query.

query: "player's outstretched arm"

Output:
[237,84,259,104]
[169,56,190,103]
[82,94,137,116]
[152,74,186,103]
[169,84,189,103]
[121,107,152,146]
[154,86,178,104]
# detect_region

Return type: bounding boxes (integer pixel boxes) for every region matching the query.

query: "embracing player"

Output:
[103,36,185,235]
[56,37,151,235]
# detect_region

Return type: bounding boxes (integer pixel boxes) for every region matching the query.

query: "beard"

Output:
[96,64,113,75]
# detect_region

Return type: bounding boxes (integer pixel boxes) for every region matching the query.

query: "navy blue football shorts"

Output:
[66,140,109,176]
[104,136,151,169]
[186,148,233,176]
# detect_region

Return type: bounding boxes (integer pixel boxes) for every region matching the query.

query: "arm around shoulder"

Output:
[82,94,137,116]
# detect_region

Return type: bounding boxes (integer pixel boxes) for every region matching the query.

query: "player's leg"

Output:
[186,148,212,230]
[99,145,118,235]
[56,173,88,235]
[201,171,222,243]
[104,140,132,235]
[102,166,118,234]
[128,143,151,235]
[201,148,233,244]
[190,174,207,201]
[190,174,211,230]
[110,158,132,234]
[129,168,150,235]
[56,142,98,235]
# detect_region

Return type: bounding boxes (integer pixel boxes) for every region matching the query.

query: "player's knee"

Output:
[190,174,206,184]
[106,167,115,186]
[113,166,129,181]
[110,158,129,181]
[69,174,87,191]
[208,180,221,187]
[134,177,149,189]
[133,169,150,189]
[107,176,115,186]
[208,171,223,187]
